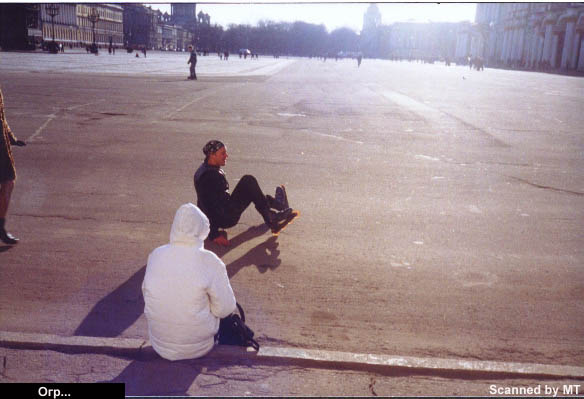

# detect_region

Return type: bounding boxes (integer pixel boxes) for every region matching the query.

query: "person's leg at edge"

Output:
[0,179,18,244]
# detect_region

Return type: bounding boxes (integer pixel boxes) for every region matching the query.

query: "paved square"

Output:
[0,51,582,372]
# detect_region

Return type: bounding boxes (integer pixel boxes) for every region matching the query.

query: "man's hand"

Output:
[213,235,230,246]
[15,140,26,147]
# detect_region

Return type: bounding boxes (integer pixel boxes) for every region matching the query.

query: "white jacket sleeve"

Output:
[207,257,237,319]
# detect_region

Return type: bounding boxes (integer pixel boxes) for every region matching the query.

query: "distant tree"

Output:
[216,19,360,57]
[289,21,327,56]
[329,27,360,54]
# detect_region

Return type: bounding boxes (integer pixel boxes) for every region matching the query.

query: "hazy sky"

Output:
[147,2,477,33]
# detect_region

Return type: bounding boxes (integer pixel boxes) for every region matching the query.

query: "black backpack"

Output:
[217,303,260,350]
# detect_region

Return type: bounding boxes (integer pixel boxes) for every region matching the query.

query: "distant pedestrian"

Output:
[357,54,362,67]
[142,47,147,58]
[187,45,197,80]
[0,87,26,245]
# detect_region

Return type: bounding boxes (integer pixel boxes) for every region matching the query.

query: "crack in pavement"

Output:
[27,100,106,143]
[504,175,584,197]
[12,213,167,225]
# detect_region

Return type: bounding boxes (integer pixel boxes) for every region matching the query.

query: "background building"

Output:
[0,4,41,50]
[389,22,459,62]
[1,3,193,52]
[40,3,77,48]
[171,2,196,33]
[472,3,584,72]
[80,4,124,49]
[123,3,151,49]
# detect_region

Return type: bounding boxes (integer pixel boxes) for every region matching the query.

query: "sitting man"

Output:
[142,203,237,360]
[194,140,298,246]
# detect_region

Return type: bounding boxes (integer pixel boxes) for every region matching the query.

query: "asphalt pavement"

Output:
[0,50,583,396]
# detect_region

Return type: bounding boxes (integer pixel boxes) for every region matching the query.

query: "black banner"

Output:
[0,383,124,399]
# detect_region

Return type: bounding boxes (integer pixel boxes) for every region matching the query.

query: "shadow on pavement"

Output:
[206,224,282,278]
[74,224,278,337]
[225,236,281,278]
[74,265,146,337]
[205,223,269,257]
[104,358,219,396]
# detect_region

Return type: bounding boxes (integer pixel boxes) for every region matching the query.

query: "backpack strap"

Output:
[249,337,260,351]
[236,302,245,322]
[235,302,259,349]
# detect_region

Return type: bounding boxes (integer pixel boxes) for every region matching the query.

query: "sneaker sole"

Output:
[272,210,300,236]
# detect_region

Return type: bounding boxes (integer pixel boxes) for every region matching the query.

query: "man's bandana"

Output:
[203,140,225,156]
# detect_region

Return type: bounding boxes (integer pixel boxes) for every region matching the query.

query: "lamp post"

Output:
[46,4,59,53]
[88,7,100,54]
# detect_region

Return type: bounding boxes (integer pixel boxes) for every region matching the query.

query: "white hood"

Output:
[169,203,210,246]
[142,203,236,361]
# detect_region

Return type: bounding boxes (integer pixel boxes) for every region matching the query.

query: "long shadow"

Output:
[74,224,273,337]
[74,265,146,337]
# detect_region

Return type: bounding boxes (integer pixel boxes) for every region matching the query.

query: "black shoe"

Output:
[267,194,286,211]
[0,229,19,245]
[271,210,300,236]
[267,208,292,224]
[275,185,289,209]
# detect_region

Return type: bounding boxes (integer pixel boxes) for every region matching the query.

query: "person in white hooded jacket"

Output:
[142,203,236,361]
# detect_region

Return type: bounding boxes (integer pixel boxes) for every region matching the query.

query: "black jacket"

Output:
[188,50,197,65]
[194,162,230,240]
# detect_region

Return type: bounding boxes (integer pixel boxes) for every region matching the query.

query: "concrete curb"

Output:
[1,331,583,380]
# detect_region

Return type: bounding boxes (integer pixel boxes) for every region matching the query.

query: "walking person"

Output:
[142,203,237,360]
[0,88,26,245]
[194,140,299,246]
[187,45,197,80]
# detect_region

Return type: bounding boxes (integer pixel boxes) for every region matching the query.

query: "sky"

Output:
[146,2,477,33]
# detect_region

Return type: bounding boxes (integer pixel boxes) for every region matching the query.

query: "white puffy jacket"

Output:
[142,203,236,361]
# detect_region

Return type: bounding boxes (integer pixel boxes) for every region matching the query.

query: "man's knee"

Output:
[240,174,258,186]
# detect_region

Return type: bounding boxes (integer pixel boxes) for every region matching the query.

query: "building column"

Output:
[578,35,584,71]
[518,28,527,65]
[542,23,554,65]
[561,19,576,69]
[501,29,509,64]
[576,14,584,71]
[506,28,514,63]
[488,30,497,62]
[508,27,517,64]
[525,30,534,68]
[497,28,505,63]
[512,28,519,63]
[550,31,561,68]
